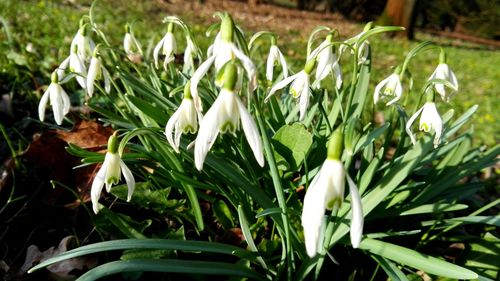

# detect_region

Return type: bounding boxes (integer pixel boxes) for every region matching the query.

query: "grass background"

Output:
[0,0,498,146]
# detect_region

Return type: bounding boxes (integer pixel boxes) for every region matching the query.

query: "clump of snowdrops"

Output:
[30,5,499,281]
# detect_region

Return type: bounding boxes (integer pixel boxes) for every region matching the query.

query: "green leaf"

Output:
[111,183,184,214]
[75,259,267,281]
[98,208,149,239]
[399,203,468,216]
[213,200,235,229]
[353,123,389,155]
[359,238,478,279]
[272,123,313,171]
[28,239,255,273]
[371,254,410,281]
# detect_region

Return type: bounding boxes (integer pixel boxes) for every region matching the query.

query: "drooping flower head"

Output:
[266,36,288,82]
[373,67,403,106]
[70,21,95,63]
[301,129,364,257]
[339,22,372,65]
[266,59,316,121]
[190,13,257,113]
[428,49,458,102]
[310,32,342,90]
[57,44,88,90]
[87,45,112,97]
[123,23,143,60]
[38,71,71,125]
[91,132,135,214]
[194,61,264,171]
[165,81,201,153]
[153,22,177,70]
[406,91,443,148]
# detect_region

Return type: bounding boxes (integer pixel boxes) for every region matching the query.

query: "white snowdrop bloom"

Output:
[165,82,200,153]
[428,63,458,102]
[38,72,71,125]
[194,62,264,171]
[57,45,88,90]
[70,24,95,62]
[266,44,288,82]
[123,24,142,57]
[183,37,198,74]
[91,133,135,214]
[266,59,315,121]
[190,15,257,113]
[153,23,177,70]
[301,131,364,257]
[373,73,402,106]
[406,101,443,148]
[87,49,111,97]
[309,34,342,89]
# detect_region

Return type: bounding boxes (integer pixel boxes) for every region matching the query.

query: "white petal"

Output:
[165,109,181,153]
[405,106,424,145]
[60,86,71,115]
[102,66,111,93]
[194,93,225,170]
[91,162,108,214]
[333,62,343,89]
[323,160,345,210]
[38,86,51,122]
[386,76,403,106]
[231,45,258,92]
[51,84,65,125]
[298,79,310,121]
[301,163,329,257]
[153,37,165,69]
[277,47,289,79]
[236,96,264,167]
[70,53,87,89]
[86,57,99,97]
[266,47,277,81]
[119,159,135,202]
[190,55,216,113]
[346,173,363,248]
[124,33,132,54]
[265,72,301,102]
[373,75,390,104]
[57,57,70,82]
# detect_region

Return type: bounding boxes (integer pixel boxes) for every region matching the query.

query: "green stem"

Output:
[255,104,294,276]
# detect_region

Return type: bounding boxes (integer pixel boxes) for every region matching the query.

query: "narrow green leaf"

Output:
[29,239,253,273]
[75,259,268,281]
[371,254,410,281]
[399,203,468,216]
[359,238,478,279]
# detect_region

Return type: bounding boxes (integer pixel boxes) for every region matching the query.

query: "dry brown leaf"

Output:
[19,236,97,280]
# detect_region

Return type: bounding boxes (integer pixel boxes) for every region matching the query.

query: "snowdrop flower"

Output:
[406,96,443,148]
[38,72,71,125]
[183,36,198,74]
[165,81,201,153]
[309,33,342,89]
[91,133,135,214]
[70,23,95,62]
[194,61,264,171]
[373,71,402,106]
[123,24,143,57]
[428,51,458,102]
[190,14,257,113]
[266,59,316,121]
[301,129,364,257]
[87,46,112,97]
[153,22,177,70]
[266,40,288,82]
[57,44,87,90]
[339,22,372,65]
